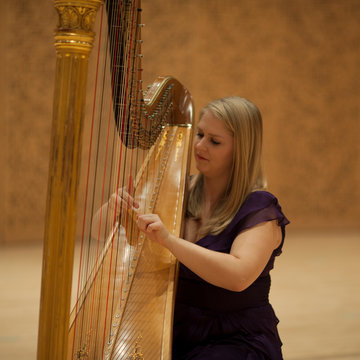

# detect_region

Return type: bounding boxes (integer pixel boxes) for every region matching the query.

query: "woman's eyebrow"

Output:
[197,130,224,138]
[196,126,223,137]
[196,125,227,138]
[209,133,224,138]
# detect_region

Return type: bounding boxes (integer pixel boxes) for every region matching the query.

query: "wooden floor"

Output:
[0,229,359,359]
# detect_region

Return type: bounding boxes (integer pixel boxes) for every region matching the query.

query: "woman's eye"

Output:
[211,138,220,145]
[196,132,204,138]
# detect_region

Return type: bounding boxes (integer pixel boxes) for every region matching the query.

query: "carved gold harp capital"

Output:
[54,0,103,53]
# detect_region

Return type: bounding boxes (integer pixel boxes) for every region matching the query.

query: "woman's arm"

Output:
[137,214,281,291]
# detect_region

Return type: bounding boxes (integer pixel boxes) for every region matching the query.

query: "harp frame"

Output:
[37,1,193,359]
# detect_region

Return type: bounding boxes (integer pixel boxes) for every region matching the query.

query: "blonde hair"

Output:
[187,96,267,236]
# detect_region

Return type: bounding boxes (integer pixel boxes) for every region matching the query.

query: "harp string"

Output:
[103,1,148,355]
[70,0,151,358]
[115,0,148,329]
[70,3,107,358]
[105,0,141,338]
[71,5,106,358]
[92,1,133,354]
[104,0,134,324]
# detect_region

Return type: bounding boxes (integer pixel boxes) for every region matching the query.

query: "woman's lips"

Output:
[196,153,208,161]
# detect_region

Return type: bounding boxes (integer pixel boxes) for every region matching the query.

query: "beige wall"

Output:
[1,1,56,243]
[1,0,359,243]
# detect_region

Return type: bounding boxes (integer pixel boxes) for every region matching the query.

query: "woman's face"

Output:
[194,110,234,180]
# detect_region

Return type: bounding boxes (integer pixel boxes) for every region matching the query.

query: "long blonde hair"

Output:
[187,96,267,236]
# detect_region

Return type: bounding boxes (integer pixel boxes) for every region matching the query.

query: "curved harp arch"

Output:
[37,1,193,359]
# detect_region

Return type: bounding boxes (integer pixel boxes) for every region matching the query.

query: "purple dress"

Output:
[172,191,290,360]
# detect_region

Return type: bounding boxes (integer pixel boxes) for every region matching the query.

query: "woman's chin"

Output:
[195,163,207,174]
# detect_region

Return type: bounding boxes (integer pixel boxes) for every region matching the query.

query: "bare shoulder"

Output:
[231,220,282,256]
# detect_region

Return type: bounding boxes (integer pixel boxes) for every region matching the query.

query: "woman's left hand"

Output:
[136,214,171,247]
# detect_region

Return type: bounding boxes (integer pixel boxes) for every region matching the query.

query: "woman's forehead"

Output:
[198,111,233,136]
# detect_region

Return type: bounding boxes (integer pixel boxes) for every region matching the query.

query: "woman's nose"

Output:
[194,137,206,151]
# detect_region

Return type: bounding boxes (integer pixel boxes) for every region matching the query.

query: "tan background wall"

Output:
[1,0,359,243]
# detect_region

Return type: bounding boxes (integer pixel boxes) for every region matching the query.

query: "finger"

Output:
[108,194,129,216]
[146,222,161,232]
[128,177,139,208]
[137,218,149,232]
[137,214,158,223]
[137,214,156,231]
[128,175,135,195]
[112,189,131,209]
[118,188,140,209]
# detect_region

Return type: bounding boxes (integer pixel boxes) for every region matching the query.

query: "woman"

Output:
[136,97,289,359]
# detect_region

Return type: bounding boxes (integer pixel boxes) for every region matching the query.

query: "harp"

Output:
[37,1,193,359]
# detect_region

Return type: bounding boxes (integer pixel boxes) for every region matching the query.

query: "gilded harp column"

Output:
[37,1,103,359]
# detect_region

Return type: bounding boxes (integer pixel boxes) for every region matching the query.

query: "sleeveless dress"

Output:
[172,191,290,360]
